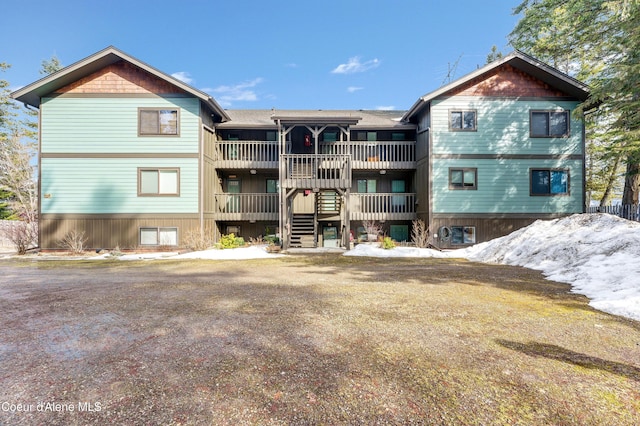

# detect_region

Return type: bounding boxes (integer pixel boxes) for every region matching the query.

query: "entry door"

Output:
[227,179,240,212]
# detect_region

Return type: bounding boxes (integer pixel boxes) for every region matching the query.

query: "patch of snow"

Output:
[344,213,640,322]
[459,214,640,322]
[22,213,640,322]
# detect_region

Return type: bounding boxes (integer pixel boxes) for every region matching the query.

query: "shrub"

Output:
[184,227,214,251]
[380,236,396,250]
[109,245,124,257]
[411,219,430,248]
[5,221,38,255]
[362,220,383,242]
[264,235,280,245]
[58,229,88,254]
[218,233,245,249]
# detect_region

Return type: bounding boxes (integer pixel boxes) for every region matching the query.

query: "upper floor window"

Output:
[139,108,179,136]
[357,179,377,193]
[266,179,279,193]
[530,110,569,137]
[450,110,477,131]
[530,169,569,195]
[449,168,477,190]
[139,168,179,196]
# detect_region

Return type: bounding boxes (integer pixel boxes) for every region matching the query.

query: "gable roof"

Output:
[11,46,230,122]
[402,50,590,122]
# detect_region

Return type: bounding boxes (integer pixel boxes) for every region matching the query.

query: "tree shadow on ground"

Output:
[496,339,640,382]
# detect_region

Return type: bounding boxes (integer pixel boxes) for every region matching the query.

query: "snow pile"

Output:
[174,245,283,260]
[96,245,283,261]
[461,214,640,322]
[344,244,451,258]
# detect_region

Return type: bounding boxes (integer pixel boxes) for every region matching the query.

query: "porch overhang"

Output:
[272,115,362,126]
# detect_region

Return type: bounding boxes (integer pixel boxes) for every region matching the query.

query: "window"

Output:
[530,110,569,137]
[139,109,179,135]
[266,131,277,141]
[357,179,377,193]
[226,225,241,235]
[323,132,337,142]
[449,168,477,190]
[530,169,569,195]
[140,227,178,246]
[266,179,279,193]
[450,110,477,131]
[390,225,409,242]
[451,226,476,244]
[139,168,179,196]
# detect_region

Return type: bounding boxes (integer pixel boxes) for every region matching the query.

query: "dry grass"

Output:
[0,255,639,425]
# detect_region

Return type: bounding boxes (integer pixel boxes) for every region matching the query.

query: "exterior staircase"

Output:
[317,191,341,214]
[290,213,315,248]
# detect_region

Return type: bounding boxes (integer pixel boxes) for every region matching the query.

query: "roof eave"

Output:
[10,46,231,121]
[403,50,590,121]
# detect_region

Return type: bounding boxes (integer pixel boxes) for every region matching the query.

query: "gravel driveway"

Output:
[1,255,639,425]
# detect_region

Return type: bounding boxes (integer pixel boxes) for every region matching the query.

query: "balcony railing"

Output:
[350,193,417,221]
[213,141,279,168]
[213,140,415,170]
[320,141,415,169]
[281,154,351,189]
[211,192,416,221]
[212,193,279,221]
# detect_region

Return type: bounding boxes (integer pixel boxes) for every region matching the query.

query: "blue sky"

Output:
[3,0,521,111]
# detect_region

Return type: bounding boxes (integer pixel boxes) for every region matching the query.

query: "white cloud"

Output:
[376,105,396,110]
[331,56,380,74]
[171,71,193,84]
[347,86,363,93]
[207,78,264,106]
[285,63,298,68]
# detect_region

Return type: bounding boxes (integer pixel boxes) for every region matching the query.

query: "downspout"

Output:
[428,125,434,248]
[37,104,42,250]
[199,120,204,240]
[581,114,587,213]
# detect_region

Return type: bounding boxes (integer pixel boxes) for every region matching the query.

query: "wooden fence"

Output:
[586,204,640,221]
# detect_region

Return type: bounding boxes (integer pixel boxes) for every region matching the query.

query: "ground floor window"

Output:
[451,226,476,244]
[140,227,178,246]
[226,225,241,235]
[390,225,409,242]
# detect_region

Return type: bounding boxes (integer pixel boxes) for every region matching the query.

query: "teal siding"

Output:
[431,98,583,156]
[432,158,583,214]
[41,96,200,154]
[41,158,198,214]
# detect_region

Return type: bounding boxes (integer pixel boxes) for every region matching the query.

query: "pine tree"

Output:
[510,0,640,207]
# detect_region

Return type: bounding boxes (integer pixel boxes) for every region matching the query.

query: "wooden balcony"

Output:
[281,154,351,189]
[320,141,415,169]
[212,193,278,221]
[350,193,417,221]
[210,192,416,222]
[212,140,415,170]
[213,141,279,169]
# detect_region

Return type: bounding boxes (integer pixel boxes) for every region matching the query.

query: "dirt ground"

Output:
[0,254,639,425]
